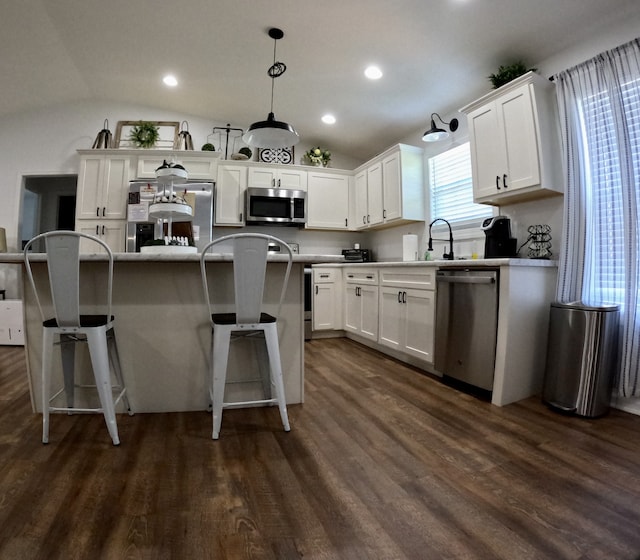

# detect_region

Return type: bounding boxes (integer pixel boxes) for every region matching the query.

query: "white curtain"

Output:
[554,38,640,397]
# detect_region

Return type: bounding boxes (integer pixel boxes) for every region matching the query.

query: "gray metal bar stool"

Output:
[23,231,132,445]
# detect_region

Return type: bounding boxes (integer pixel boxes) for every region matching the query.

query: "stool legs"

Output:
[211,325,231,440]
[86,328,120,445]
[41,329,55,444]
[264,324,290,432]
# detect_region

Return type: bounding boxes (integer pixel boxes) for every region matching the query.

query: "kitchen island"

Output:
[2,252,343,413]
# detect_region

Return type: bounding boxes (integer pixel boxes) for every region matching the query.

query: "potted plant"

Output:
[305,147,331,167]
[488,61,537,89]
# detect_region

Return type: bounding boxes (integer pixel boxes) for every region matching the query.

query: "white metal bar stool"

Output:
[200,233,292,439]
[23,231,132,445]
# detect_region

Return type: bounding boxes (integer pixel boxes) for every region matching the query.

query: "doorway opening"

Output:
[20,175,77,251]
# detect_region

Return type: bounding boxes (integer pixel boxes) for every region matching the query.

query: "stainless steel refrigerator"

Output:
[126,181,214,252]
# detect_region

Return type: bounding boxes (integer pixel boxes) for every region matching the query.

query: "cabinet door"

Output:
[102,157,130,219]
[378,286,403,351]
[367,162,384,226]
[278,168,307,190]
[382,152,401,222]
[498,84,540,192]
[247,167,277,188]
[76,156,104,219]
[306,172,349,230]
[344,285,361,334]
[354,171,368,229]
[313,283,336,330]
[404,288,435,362]
[359,285,379,341]
[468,103,507,200]
[216,164,247,226]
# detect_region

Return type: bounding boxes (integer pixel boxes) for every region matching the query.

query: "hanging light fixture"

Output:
[422,113,459,142]
[242,28,300,149]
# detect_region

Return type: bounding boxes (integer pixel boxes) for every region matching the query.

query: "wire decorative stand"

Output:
[527,224,552,259]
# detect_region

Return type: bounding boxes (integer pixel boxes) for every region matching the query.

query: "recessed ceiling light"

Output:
[322,114,336,125]
[163,75,178,87]
[364,65,383,80]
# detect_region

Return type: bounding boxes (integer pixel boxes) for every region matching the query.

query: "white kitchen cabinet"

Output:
[353,144,424,230]
[247,166,307,190]
[0,300,24,345]
[460,71,562,205]
[306,171,350,230]
[378,268,436,363]
[76,220,126,252]
[76,154,132,220]
[136,153,219,180]
[215,163,248,226]
[312,268,342,331]
[343,269,378,341]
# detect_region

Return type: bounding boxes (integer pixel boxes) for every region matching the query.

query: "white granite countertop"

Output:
[0,252,345,264]
[314,258,557,268]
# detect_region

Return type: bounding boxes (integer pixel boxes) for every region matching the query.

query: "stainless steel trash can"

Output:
[542,301,619,417]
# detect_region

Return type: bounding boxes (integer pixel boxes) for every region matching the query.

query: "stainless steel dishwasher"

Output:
[434,268,499,394]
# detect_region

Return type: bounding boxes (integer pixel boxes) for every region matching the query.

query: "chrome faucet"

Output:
[428,218,454,260]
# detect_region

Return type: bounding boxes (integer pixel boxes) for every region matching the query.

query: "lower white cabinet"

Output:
[378,268,436,363]
[312,268,342,331]
[76,220,126,252]
[343,269,378,341]
[0,300,24,345]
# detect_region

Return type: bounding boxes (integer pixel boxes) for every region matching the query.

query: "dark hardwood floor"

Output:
[1,339,640,559]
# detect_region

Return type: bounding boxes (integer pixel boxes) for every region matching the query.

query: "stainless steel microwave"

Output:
[245,187,307,226]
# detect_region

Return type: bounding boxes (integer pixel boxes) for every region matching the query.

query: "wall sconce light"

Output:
[422,113,459,142]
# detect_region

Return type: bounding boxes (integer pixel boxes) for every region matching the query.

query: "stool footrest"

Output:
[222,398,278,409]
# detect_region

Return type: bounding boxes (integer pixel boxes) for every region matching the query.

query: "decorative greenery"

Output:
[129,121,160,148]
[201,142,216,151]
[305,147,331,166]
[238,146,252,159]
[488,61,537,89]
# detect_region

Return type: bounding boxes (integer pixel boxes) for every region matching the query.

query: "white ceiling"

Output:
[3,0,639,161]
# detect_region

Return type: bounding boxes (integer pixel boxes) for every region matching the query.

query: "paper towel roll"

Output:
[403,234,418,261]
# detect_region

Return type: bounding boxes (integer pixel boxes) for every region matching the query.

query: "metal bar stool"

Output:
[23,231,132,445]
[200,233,292,439]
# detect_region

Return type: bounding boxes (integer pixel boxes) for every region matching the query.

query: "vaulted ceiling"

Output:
[3,0,638,161]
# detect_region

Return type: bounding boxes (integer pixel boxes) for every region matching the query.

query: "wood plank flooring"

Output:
[1,339,640,559]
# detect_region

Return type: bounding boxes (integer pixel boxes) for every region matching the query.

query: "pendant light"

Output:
[242,28,300,149]
[422,113,459,142]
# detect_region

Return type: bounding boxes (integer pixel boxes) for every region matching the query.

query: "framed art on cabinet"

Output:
[115,121,180,149]
[258,147,295,165]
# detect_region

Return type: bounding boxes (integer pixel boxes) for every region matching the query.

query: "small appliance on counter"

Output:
[342,248,372,262]
[481,216,517,258]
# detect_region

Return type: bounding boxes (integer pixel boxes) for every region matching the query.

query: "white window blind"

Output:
[579,77,640,304]
[428,142,492,229]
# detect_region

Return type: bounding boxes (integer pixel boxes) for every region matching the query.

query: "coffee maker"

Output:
[481,216,517,258]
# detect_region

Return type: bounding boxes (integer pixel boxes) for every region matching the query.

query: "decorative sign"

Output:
[259,147,294,165]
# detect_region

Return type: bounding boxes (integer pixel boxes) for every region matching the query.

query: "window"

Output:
[579,77,640,305]
[428,142,492,229]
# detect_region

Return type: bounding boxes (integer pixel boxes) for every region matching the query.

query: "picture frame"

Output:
[115,121,180,149]
[258,147,295,165]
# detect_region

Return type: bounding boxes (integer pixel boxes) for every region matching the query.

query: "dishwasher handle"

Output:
[436,274,496,285]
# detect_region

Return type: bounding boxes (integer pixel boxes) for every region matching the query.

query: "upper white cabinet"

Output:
[306,170,350,230]
[76,154,132,220]
[247,167,308,190]
[136,154,219,180]
[353,144,424,230]
[460,72,562,205]
[215,163,248,226]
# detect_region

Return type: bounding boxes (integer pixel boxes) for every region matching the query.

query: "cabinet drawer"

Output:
[344,269,378,284]
[313,269,338,283]
[380,268,436,290]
